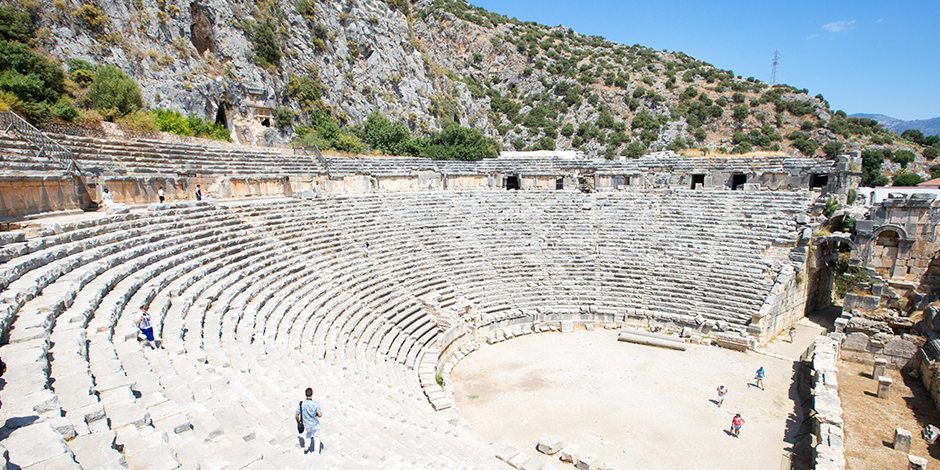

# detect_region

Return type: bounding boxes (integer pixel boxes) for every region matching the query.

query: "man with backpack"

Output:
[295,388,323,455]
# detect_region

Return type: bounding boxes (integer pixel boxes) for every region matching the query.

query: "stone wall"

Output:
[99,175,299,205]
[750,262,813,343]
[807,336,846,470]
[0,175,91,218]
[839,331,918,369]
[852,194,940,288]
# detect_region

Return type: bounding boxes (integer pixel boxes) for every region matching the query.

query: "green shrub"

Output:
[623,141,646,158]
[74,4,108,33]
[333,132,365,153]
[861,149,891,187]
[67,59,97,86]
[791,138,817,156]
[116,109,157,132]
[363,112,411,155]
[924,147,939,160]
[892,170,925,187]
[285,74,325,111]
[274,106,294,130]
[823,142,843,159]
[823,197,837,217]
[731,92,745,103]
[0,6,34,43]
[733,142,753,154]
[89,65,141,119]
[846,189,857,205]
[0,41,68,125]
[51,100,80,122]
[251,21,281,68]
[732,105,748,121]
[560,123,574,136]
[891,150,915,168]
[424,123,500,160]
[694,128,706,141]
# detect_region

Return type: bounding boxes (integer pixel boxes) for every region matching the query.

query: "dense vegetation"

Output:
[295,111,500,160]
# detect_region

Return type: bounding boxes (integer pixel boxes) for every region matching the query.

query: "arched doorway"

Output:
[873,230,900,279]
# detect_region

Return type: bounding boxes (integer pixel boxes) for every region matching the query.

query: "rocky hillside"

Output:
[6,0,937,176]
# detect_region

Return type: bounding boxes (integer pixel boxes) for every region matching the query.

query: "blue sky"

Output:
[470,0,939,121]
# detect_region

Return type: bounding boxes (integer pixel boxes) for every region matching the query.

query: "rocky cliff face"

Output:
[18,0,928,166]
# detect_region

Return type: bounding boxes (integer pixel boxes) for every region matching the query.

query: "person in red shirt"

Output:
[731,414,745,437]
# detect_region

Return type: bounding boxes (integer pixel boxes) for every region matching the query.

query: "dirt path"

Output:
[451,328,810,470]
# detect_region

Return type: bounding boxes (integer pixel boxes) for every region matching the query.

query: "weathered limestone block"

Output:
[558,444,579,463]
[842,332,869,352]
[560,321,574,333]
[715,333,748,351]
[537,434,565,455]
[877,376,892,399]
[873,358,887,379]
[575,453,601,470]
[909,454,927,470]
[894,428,912,453]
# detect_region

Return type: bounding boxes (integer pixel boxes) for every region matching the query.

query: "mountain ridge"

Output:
[850,113,940,137]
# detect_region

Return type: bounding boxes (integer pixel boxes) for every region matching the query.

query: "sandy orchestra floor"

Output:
[451,325,822,470]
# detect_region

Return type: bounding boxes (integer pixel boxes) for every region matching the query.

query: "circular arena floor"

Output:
[451,329,807,470]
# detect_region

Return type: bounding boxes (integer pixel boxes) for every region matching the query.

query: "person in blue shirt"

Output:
[295,387,323,455]
[755,367,765,390]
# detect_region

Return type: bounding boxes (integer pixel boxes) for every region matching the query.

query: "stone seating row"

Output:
[0,190,814,468]
[30,201,484,466]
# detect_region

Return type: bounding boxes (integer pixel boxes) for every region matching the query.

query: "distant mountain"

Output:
[851,114,940,137]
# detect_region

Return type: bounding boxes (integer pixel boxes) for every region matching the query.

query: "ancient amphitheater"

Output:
[0,119,865,469]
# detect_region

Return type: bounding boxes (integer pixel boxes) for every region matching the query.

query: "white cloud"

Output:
[807,33,820,40]
[877,18,884,22]
[822,20,856,32]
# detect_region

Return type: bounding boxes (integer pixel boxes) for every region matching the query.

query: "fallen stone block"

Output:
[560,321,574,333]
[576,452,601,470]
[559,444,579,463]
[536,434,565,455]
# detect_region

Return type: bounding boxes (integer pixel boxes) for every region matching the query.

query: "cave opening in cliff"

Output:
[190,3,216,56]
[215,105,227,129]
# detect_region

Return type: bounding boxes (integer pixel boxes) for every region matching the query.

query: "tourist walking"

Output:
[102,188,113,207]
[135,305,158,350]
[754,366,765,390]
[730,414,745,437]
[788,326,796,343]
[363,242,370,258]
[295,387,323,455]
[158,186,165,203]
[716,384,728,407]
[195,185,203,201]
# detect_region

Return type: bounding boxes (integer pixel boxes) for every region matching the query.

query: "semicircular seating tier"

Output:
[0,189,813,469]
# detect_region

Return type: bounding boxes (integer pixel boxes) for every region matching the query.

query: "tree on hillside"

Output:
[892,170,925,187]
[89,65,142,120]
[901,129,925,145]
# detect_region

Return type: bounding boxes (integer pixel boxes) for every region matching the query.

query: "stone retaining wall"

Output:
[0,175,91,218]
[839,331,919,369]
[808,336,845,470]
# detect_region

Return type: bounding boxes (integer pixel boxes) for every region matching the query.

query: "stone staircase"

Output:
[0,189,814,468]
